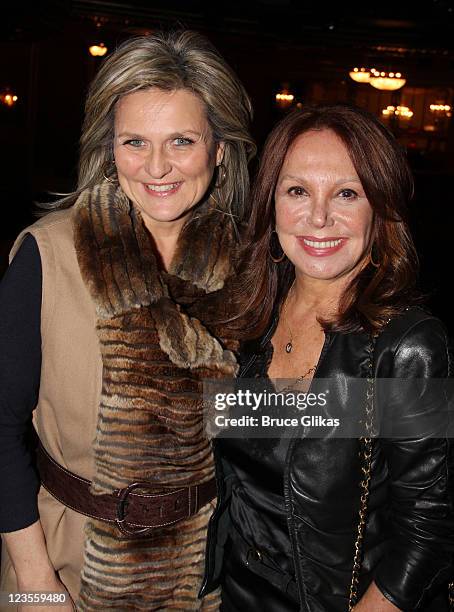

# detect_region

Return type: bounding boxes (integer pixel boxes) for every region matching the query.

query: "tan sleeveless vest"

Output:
[1,208,102,605]
[1,187,236,610]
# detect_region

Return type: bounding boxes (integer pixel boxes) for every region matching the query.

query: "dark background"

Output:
[1,0,454,333]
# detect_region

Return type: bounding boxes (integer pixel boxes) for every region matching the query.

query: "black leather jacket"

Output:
[200,308,454,611]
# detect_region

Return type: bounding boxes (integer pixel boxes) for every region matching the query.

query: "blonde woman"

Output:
[0,31,255,610]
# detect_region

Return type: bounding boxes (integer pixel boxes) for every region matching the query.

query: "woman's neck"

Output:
[290,273,348,321]
[141,217,185,271]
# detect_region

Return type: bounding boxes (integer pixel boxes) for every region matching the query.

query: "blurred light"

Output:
[349,67,370,83]
[276,87,295,108]
[370,69,406,91]
[89,43,108,57]
[430,103,451,113]
[0,91,18,107]
[276,93,294,102]
[382,105,413,119]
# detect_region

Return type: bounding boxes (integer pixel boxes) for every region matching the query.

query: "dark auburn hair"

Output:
[237,103,420,337]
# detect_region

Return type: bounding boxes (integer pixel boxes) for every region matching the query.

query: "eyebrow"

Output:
[279,174,362,185]
[116,130,204,139]
[116,132,142,139]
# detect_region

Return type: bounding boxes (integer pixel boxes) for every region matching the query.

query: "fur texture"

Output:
[73,182,239,610]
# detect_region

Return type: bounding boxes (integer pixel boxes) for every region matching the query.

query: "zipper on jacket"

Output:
[200,322,278,596]
[282,332,332,611]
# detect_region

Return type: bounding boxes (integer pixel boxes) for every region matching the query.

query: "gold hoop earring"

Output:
[269,230,286,263]
[102,160,118,184]
[369,244,380,268]
[102,172,118,184]
[215,162,227,188]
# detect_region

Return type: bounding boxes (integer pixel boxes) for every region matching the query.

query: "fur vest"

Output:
[73,181,239,610]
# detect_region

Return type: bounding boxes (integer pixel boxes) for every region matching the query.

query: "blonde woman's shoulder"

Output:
[10,208,75,262]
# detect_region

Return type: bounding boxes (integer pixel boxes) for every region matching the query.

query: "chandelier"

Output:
[382,105,413,119]
[430,103,452,117]
[349,67,406,91]
[89,43,108,57]
[369,69,406,91]
[275,86,295,109]
[348,67,370,84]
[0,90,18,107]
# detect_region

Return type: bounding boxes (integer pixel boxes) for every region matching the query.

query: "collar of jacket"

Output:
[73,181,238,316]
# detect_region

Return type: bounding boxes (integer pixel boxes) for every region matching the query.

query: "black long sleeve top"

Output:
[0,235,42,532]
[201,308,454,611]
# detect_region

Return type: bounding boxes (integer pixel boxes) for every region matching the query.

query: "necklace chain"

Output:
[299,365,317,380]
[281,282,296,353]
[279,282,316,378]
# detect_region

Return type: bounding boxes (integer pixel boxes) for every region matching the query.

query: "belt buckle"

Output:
[115,481,154,537]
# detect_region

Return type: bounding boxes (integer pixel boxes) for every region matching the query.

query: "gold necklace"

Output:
[299,365,317,379]
[279,284,317,379]
[280,283,296,353]
[280,365,317,393]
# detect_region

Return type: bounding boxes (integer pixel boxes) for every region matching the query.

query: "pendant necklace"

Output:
[281,283,296,353]
[281,281,317,391]
[279,283,317,387]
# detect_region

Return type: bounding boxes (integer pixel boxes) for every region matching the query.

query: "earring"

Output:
[215,162,227,188]
[269,230,286,263]
[102,172,118,184]
[369,244,380,268]
[102,161,118,184]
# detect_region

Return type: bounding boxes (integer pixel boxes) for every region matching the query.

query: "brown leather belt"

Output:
[36,444,217,537]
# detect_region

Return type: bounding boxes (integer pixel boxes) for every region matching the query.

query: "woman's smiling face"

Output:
[114,88,223,234]
[275,128,374,283]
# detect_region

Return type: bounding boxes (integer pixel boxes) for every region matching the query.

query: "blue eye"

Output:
[173,137,194,146]
[124,139,145,147]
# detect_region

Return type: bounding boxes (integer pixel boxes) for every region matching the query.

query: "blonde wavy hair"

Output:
[47,30,256,218]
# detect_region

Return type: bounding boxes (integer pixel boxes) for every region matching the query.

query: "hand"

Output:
[2,521,75,610]
[16,573,74,611]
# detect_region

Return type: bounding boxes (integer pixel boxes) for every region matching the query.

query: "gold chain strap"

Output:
[348,333,454,611]
[348,334,377,611]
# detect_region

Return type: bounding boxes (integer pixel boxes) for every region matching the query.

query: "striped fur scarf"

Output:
[73,181,239,610]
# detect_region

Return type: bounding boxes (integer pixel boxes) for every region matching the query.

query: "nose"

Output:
[144,146,172,179]
[307,196,333,229]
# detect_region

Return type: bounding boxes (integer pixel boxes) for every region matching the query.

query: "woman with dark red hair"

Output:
[200,105,454,611]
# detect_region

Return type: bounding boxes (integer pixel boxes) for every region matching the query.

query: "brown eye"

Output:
[288,186,306,197]
[338,189,357,199]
